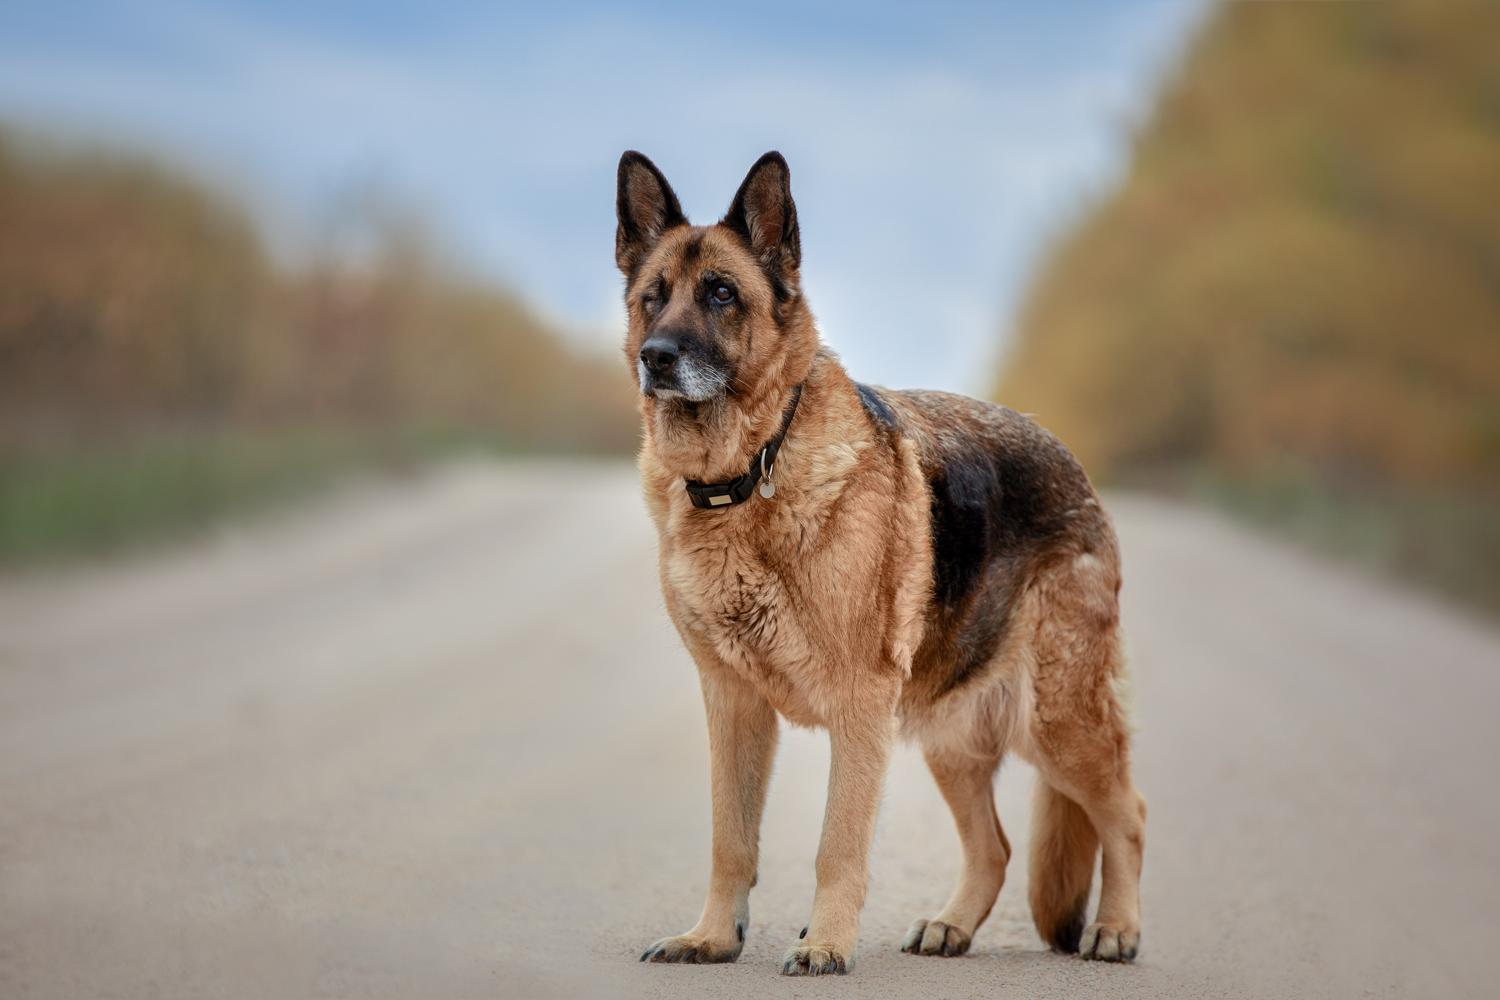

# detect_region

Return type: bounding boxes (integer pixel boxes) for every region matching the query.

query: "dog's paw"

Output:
[1078,921,1139,962]
[639,929,742,965]
[781,940,851,976]
[899,917,971,957]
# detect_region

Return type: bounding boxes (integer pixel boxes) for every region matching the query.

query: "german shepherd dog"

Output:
[619,151,1145,976]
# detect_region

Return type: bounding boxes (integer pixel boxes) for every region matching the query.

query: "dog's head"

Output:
[615,151,813,408]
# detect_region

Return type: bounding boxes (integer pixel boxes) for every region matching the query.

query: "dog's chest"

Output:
[664,537,822,718]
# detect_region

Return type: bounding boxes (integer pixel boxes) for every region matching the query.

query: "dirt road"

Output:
[2,460,1496,999]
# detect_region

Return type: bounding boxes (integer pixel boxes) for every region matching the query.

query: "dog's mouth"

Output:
[638,358,729,403]
[639,370,682,398]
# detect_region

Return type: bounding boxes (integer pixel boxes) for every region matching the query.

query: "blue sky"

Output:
[0,1,1210,393]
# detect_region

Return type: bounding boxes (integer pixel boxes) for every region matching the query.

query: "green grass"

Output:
[11,428,1493,624]
[1179,465,1500,620]
[0,424,534,565]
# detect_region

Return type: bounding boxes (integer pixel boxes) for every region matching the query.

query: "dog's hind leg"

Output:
[900,746,1008,957]
[641,665,778,965]
[1024,552,1145,962]
[1030,757,1144,962]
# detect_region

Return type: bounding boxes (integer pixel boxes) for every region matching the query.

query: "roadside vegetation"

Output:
[995,0,1500,616]
[0,130,637,562]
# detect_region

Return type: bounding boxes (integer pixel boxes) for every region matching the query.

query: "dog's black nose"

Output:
[639,338,679,374]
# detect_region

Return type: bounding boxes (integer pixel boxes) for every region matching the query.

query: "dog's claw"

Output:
[900,917,971,957]
[781,941,852,976]
[639,933,741,965]
[1079,922,1140,963]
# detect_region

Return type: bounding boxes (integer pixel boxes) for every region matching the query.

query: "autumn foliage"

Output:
[0,131,637,456]
[996,0,1500,496]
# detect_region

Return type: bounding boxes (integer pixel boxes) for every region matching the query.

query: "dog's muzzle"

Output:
[637,336,726,401]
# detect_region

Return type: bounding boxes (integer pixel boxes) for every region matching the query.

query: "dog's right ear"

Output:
[616,151,686,278]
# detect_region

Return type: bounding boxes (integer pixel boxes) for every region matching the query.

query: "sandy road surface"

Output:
[1,460,1497,999]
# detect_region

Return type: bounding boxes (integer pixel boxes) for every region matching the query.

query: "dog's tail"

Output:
[1028,779,1097,952]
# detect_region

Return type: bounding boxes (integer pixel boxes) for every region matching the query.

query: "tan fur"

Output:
[1028,779,1098,951]
[623,152,1144,976]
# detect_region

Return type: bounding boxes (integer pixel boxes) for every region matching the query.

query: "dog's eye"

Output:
[711,284,735,305]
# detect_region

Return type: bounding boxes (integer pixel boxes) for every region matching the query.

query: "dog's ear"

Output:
[616,151,686,278]
[721,151,800,285]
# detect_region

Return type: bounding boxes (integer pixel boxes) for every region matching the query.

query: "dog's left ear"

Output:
[722,151,800,284]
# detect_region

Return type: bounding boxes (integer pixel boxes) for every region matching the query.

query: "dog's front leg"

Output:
[783,693,898,976]
[641,666,777,965]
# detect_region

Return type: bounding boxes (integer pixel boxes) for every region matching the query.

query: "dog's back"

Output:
[859,385,1117,695]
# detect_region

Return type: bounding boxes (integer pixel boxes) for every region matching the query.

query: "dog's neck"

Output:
[646,368,807,483]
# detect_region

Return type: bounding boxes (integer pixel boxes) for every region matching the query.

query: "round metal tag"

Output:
[759,480,776,499]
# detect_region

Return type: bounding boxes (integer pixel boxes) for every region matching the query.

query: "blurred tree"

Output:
[0,130,636,455]
[0,134,270,438]
[996,0,1500,494]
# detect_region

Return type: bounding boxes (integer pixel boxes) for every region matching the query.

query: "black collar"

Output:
[684,384,804,510]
